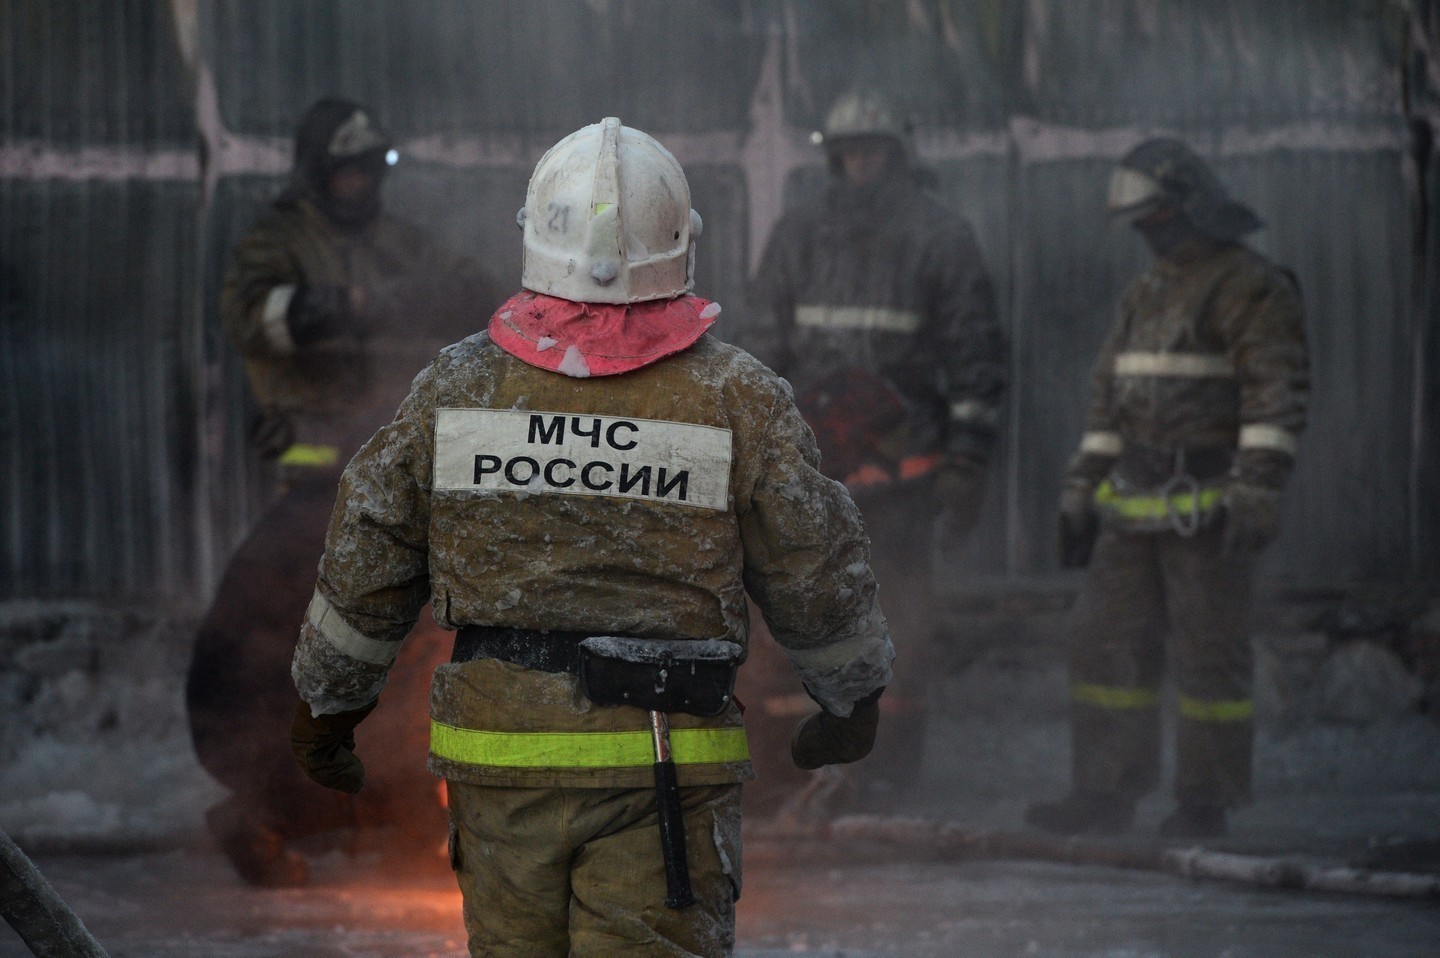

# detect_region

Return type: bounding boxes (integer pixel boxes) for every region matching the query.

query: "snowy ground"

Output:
[5,798,1440,958]
[4,592,1440,956]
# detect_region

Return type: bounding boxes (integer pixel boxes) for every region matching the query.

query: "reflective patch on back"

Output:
[434,408,732,511]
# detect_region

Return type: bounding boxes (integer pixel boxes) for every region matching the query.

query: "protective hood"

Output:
[489,290,719,377]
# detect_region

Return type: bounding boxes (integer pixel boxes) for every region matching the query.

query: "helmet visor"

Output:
[1107,166,1165,219]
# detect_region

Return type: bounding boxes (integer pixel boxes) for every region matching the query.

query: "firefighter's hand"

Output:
[1221,481,1281,556]
[790,690,882,770]
[933,460,986,540]
[285,283,356,346]
[290,696,378,793]
[1057,478,1099,568]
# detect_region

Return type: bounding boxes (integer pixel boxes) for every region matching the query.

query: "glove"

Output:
[932,459,986,540]
[247,407,295,460]
[1057,477,1099,568]
[789,689,883,770]
[1221,481,1282,556]
[287,283,363,346]
[289,696,378,793]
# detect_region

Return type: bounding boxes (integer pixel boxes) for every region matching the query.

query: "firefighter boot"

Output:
[1158,802,1227,840]
[1024,790,1135,836]
[205,798,311,888]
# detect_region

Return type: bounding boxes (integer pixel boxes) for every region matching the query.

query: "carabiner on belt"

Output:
[1161,448,1202,537]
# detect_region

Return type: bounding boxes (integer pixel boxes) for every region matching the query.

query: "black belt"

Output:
[451,625,591,674]
[1116,443,1232,488]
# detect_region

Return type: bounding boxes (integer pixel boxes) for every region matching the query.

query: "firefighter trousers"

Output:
[1069,525,1256,807]
[446,781,742,957]
[852,482,938,786]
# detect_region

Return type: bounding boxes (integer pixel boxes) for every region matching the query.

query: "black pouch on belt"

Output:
[578,637,743,717]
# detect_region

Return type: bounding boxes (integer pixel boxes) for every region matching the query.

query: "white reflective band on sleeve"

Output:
[1080,431,1124,456]
[305,592,402,666]
[795,304,922,334]
[261,284,298,356]
[434,408,733,511]
[1238,423,1298,456]
[1113,352,1235,377]
[948,399,999,427]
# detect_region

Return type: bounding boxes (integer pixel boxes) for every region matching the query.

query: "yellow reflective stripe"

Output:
[429,721,750,769]
[1178,696,1255,722]
[1071,682,1161,710]
[1093,480,1224,520]
[278,443,339,468]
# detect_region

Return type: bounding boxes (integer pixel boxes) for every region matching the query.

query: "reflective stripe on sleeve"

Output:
[261,284,298,355]
[305,592,403,667]
[949,399,1000,428]
[1238,423,1298,456]
[429,721,750,768]
[1113,352,1235,377]
[1178,695,1255,722]
[1071,682,1162,710]
[795,304,922,334]
[1080,431,1123,457]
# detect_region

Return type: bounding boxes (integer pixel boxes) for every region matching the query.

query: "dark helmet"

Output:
[814,88,914,176]
[284,97,397,226]
[1107,137,1262,241]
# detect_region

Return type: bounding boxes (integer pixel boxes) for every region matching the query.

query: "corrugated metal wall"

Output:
[2,0,1435,604]
[1,2,203,600]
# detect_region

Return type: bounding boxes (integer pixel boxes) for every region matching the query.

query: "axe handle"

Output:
[649,710,696,909]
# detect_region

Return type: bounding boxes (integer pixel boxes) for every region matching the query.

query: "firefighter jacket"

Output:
[220,197,490,471]
[748,172,1006,484]
[291,328,895,789]
[1071,241,1309,531]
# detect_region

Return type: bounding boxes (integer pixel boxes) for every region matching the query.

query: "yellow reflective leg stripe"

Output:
[277,443,339,468]
[1071,682,1161,710]
[1178,696,1255,722]
[1093,480,1224,520]
[429,721,750,769]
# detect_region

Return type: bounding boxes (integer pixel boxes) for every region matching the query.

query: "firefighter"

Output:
[288,118,893,956]
[740,88,1006,800]
[1026,138,1309,839]
[187,97,492,887]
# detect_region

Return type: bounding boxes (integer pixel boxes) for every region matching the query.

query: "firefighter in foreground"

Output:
[1026,138,1309,839]
[187,97,490,886]
[741,88,1005,800]
[288,118,894,956]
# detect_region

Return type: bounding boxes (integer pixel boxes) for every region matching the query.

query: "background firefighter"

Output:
[287,118,893,956]
[1026,137,1310,840]
[738,88,1007,805]
[186,97,494,887]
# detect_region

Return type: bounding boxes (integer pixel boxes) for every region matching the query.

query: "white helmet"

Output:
[519,117,702,304]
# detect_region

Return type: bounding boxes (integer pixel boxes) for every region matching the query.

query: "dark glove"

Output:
[1057,477,1099,568]
[290,696,378,793]
[247,407,295,460]
[1221,481,1281,556]
[932,459,986,541]
[287,283,361,346]
[790,689,883,770]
